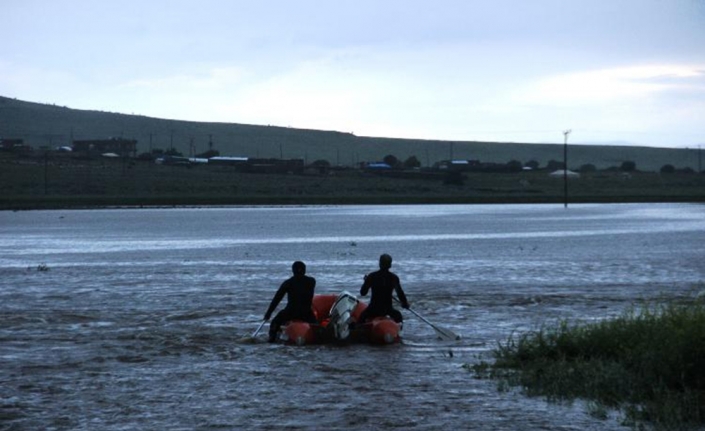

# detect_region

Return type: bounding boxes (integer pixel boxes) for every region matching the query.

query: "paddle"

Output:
[395,297,460,341]
[251,320,267,339]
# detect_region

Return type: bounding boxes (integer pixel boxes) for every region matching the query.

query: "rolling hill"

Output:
[0,95,701,172]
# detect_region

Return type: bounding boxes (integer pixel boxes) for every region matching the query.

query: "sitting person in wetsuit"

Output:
[358,254,410,324]
[264,261,317,342]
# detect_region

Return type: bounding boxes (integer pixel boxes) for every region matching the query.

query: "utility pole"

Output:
[44,150,49,195]
[563,129,572,209]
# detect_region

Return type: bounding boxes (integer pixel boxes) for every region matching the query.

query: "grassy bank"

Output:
[471,299,705,429]
[1,154,704,209]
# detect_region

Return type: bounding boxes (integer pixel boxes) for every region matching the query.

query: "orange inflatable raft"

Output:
[281,292,402,346]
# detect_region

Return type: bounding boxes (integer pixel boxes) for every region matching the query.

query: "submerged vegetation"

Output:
[471,297,705,429]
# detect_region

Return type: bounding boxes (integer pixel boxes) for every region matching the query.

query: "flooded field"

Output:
[1,203,703,430]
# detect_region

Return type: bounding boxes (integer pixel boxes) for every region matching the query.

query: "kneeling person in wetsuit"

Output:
[358,254,409,324]
[264,261,317,342]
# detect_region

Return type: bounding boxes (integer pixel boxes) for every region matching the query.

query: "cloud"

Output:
[518,64,705,106]
[208,56,371,130]
[0,61,92,104]
[121,67,247,91]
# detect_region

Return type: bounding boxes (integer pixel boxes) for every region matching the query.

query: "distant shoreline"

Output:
[3,194,704,211]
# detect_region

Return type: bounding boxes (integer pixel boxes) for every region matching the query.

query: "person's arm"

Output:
[360,273,371,296]
[394,277,410,309]
[264,282,287,320]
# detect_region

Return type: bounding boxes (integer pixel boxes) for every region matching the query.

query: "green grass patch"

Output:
[471,300,705,429]
[2,155,704,209]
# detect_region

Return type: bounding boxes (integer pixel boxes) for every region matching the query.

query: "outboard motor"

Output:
[328,291,359,341]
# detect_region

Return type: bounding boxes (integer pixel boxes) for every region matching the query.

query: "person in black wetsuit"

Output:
[264,261,317,342]
[358,254,410,324]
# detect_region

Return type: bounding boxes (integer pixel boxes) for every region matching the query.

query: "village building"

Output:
[208,156,304,174]
[0,138,33,154]
[72,138,137,158]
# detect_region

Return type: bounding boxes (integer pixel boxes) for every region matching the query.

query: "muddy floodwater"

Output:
[1,203,704,430]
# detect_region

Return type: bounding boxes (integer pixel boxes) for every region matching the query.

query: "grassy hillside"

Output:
[1,96,701,172]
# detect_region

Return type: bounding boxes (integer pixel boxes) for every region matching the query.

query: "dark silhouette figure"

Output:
[358,254,409,324]
[264,261,317,342]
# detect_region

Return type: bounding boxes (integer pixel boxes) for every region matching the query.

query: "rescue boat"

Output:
[280,292,402,346]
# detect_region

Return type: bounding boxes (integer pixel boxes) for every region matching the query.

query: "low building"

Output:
[549,169,580,178]
[0,138,32,154]
[209,156,304,174]
[72,138,137,158]
[246,158,304,174]
[364,162,392,170]
[208,156,249,167]
[155,155,191,166]
[435,160,481,171]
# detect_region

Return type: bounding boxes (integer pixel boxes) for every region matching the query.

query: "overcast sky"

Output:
[3,0,704,148]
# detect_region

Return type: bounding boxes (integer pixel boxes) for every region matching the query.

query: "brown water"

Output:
[1,204,703,430]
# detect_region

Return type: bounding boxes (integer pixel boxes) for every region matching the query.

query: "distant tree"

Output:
[137,152,155,161]
[310,159,331,167]
[679,167,695,174]
[403,155,421,169]
[310,159,331,174]
[524,160,540,170]
[151,148,165,155]
[383,154,400,168]
[660,164,675,174]
[620,161,636,172]
[546,160,565,171]
[579,163,597,173]
[165,148,183,157]
[506,160,523,172]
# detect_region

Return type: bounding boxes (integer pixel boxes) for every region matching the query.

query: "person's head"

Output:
[292,261,306,275]
[379,254,392,270]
